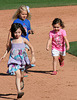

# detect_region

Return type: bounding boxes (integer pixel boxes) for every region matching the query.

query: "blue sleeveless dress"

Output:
[7,39,30,75]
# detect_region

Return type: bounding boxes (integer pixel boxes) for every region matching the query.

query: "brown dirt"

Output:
[0,5,77,100]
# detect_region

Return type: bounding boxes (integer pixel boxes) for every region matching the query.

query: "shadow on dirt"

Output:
[0,73,11,76]
[0,93,17,100]
[27,70,53,74]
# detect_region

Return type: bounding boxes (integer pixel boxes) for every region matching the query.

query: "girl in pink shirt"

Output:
[46,18,70,75]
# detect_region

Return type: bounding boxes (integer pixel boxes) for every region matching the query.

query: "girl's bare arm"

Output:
[23,38,35,63]
[64,36,70,50]
[46,38,52,51]
[0,40,11,61]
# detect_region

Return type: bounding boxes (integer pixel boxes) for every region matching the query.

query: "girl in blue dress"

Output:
[0,23,35,98]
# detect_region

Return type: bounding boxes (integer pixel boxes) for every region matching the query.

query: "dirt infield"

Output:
[0,5,77,100]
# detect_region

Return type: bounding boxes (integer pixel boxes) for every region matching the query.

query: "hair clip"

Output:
[26,6,30,13]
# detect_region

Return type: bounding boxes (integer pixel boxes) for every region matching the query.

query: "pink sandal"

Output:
[51,71,57,75]
[58,57,64,67]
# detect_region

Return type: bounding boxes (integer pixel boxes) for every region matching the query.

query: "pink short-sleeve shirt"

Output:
[49,29,66,51]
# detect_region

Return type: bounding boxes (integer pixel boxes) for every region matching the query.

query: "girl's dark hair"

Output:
[52,18,65,28]
[10,23,26,38]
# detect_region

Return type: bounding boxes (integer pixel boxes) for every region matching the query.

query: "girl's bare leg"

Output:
[15,70,21,93]
[59,55,65,67]
[20,70,24,81]
[53,56,59,71]
[60,55,65,62]
[15,70,24,98]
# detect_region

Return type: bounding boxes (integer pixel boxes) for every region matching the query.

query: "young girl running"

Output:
[7,5,35,74]
[0,23,35,98]
[46,18,70,75]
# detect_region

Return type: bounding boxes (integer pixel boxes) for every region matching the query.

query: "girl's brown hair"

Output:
[52,18,65,29]
[10,23,26,38]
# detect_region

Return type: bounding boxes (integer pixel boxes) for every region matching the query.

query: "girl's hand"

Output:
[46,46,49,51]
[0,57,4,62]
[28,30,34,34]
[0,58,2,62]
[31,56,36,64]
[46,38,52,51]
[0,50,8,62]
[64,36,70,51]
[67,46,70,50]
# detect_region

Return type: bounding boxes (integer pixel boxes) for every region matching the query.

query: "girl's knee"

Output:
[16,70,21,78]
[53,56,58,61]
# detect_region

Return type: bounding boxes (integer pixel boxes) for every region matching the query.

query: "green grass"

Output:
[0,0,77,10]
[67,41,77,57]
